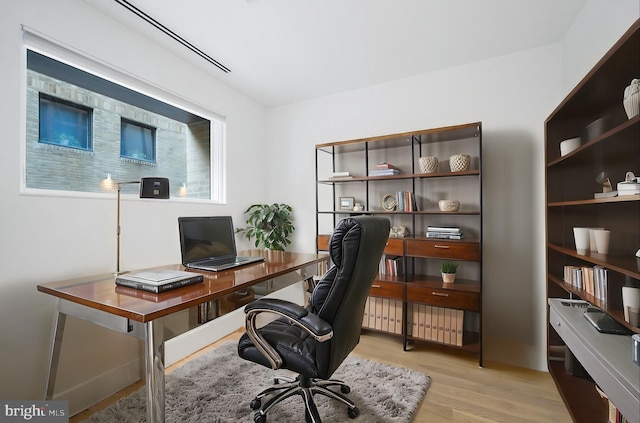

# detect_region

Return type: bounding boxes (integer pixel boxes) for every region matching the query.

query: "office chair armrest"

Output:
[244,298,334,369]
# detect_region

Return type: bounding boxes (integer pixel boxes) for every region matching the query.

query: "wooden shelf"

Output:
[548,243,640,279]
[545,18,640,423]
[316,122,483,365]
[548,195,640,207]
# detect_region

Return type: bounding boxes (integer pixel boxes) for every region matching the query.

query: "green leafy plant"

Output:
[236,203,295,251]
[440,260,458,274]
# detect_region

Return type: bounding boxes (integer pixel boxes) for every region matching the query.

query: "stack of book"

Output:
[396,191,418,211]
[369,162,400,177]
[379,255,403,276]
[563,265,608,302]
[115,269,204,293]
[328,171,354,180]
[426,226,462,240]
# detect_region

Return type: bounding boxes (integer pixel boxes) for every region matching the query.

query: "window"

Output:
[39,94,92,150]
[121,119,155,162]
[23,29,226,202]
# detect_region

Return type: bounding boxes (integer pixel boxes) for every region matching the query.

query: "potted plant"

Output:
[441,260,458,283]
[236,203,295,251]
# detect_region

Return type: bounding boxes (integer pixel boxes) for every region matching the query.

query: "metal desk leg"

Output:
[44,302,66,400]
[145,319,165,423]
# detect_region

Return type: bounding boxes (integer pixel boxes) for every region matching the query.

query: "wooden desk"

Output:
[37,250,328,423]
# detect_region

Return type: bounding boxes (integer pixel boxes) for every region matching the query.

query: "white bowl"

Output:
[559,137,581,156]
[438,200,460,212]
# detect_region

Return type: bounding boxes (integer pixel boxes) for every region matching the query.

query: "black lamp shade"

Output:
[139,177,170,199]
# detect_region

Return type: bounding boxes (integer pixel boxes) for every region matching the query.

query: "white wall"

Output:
[265,3,639,370]
[0,0,267,405]
[562,0,640,94]
[266,45,562,371]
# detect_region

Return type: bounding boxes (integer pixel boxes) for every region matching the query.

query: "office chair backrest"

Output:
[310,216,390,376]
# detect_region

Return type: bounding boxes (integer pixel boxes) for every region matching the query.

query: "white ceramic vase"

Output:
[418,156,439,173]
[623,78,640,119]
[449,154,470,172]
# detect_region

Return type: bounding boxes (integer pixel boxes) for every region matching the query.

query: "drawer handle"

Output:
[371,284,381,288]
[556,322,561,327]
[434,245,450,249]
[432,292,449,297]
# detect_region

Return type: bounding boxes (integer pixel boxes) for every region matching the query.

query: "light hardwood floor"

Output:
[71,330,572,423]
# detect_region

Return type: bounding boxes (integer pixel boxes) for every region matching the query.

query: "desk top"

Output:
[37,250,328,323]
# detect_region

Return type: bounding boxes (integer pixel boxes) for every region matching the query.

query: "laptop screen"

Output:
[178,216,238,264]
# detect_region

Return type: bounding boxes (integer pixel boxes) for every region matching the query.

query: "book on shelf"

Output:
[369,168,400,176]
[373,162,397,170]
[427,226,461,233]
[395,191,418,211]
[426,226,462,239]
[328,171,354,180]
[426,232,463,240]
[594,190,618,199]
[378,255,403,276]
[406,304,464,346]
[563,265,607,302]
[115,269,204,293]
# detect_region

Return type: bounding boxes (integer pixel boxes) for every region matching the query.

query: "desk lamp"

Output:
[103,175,170,275]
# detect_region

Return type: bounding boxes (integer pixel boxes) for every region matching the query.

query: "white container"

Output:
[560,137,581,156]
[592,229,610,255]
[617,181,640,196]
[573,227,591,253]
[418,156,439,173]
[588,228,605,252]
[622,286,640,327]
[449,154,470,172]
[623,78,640,119]
[438,200,460,212]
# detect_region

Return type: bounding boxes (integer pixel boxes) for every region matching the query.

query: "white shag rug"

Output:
[82,341,430,422]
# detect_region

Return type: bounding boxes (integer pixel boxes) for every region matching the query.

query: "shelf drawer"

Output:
[317,234,330,251]
[384,238,405,255]
[370,280,403,300]
[407,285,480,311]
[319,235,404,255]
[406,239,480,261]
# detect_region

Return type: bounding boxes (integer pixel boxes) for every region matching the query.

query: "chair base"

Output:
[250,374,360,423]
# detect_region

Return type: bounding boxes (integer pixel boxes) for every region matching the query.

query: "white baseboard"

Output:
[57,355,143,416]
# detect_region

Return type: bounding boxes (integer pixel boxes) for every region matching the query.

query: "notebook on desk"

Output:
[178,216,264,272]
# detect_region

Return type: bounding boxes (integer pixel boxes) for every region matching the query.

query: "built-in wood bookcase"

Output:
[545,19,640,423]
[315,122,483,365]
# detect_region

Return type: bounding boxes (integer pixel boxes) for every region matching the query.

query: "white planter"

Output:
[441,272,456,283]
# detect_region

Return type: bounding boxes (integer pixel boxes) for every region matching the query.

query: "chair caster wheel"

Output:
[254,412,267,423]
[250,399,261,410]
[340,385,350,394]
[347,406,360,419]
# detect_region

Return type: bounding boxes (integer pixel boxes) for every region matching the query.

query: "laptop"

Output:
[178,216,264,272]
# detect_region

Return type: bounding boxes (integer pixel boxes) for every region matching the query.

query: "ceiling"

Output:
[84,0,588,107]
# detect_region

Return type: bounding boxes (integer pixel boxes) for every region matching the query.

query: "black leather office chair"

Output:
[237,216,390,423]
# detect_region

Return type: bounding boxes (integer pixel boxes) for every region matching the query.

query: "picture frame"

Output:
[339,197,355,210]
